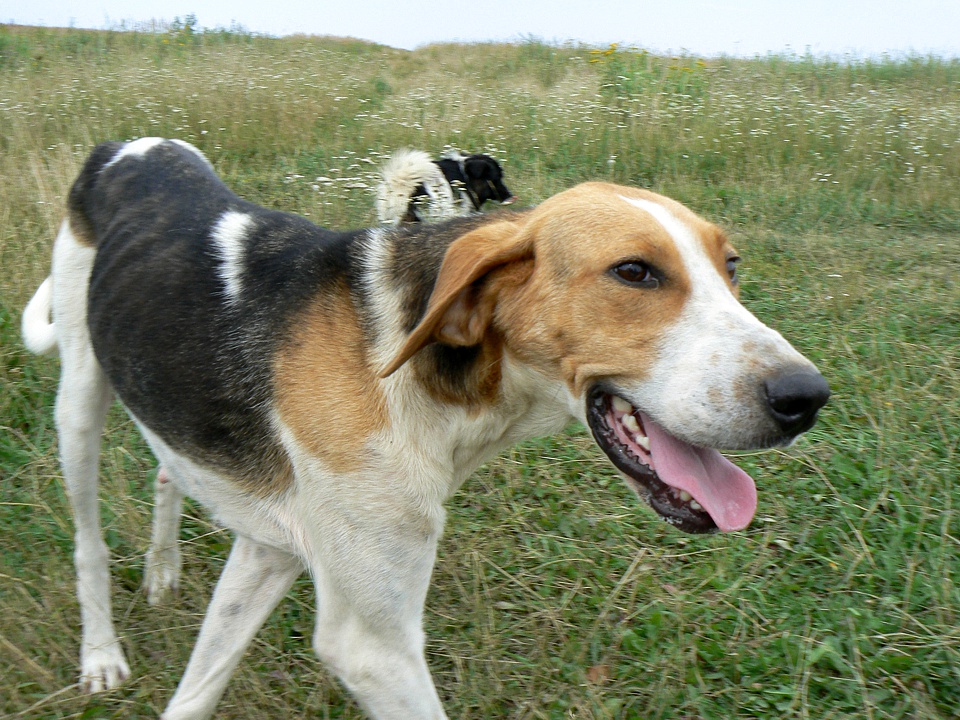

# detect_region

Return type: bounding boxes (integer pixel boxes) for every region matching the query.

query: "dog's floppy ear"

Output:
[379,221,532,378]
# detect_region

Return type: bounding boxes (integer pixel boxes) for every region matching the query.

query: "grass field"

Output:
[1,22,959,719]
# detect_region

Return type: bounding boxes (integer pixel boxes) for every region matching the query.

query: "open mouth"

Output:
[586,387,758,534]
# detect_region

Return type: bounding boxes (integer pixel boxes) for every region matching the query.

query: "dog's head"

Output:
[461,154,515,209]
[382,182,828,534]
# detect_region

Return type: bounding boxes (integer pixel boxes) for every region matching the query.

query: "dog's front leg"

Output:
[309,506,448,720]
[161,535,303,720]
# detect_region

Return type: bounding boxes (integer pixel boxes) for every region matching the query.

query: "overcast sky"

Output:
[6,0,960,58]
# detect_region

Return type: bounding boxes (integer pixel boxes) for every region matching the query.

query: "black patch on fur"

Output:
[419,344,486,402]
[389,214,495,333]
[387,210,527,402]
[81,140,365,480]
[434,154,513,210]
[67,141,125,242]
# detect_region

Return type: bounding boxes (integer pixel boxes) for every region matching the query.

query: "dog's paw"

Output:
[80,644,130,693]
[144,548,181,606]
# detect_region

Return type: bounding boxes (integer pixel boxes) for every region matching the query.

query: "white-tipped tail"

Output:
[375,149,455,225]
[22,277,58,356]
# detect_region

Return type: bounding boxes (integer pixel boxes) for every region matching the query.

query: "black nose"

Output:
[764,370,831,435]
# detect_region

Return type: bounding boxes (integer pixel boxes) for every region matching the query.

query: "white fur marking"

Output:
[211,211,253,303]
[620,194,772,338]
[170,139,214,169]
[620,195,734,302]
[102,137,166,171]
[22,275,58,355]
[360,228,411,369]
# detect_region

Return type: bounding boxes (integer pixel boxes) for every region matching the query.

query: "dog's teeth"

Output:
[622,414,640,433]
[611,396,632,414]
[689,500,703,511]
[679,490,692,502]
[636,434,650,451]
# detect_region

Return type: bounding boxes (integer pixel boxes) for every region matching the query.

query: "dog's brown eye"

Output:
[726,256,741,283]
[611,261,659,288]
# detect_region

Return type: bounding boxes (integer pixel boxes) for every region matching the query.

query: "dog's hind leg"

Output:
[51,221,129,692]
[144,467,183,605]
[161,535,302,720]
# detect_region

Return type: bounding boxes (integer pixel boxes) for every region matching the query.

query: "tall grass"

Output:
[1,23,958,719]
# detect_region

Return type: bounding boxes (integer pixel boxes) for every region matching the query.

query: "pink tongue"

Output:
[641,413,757,532]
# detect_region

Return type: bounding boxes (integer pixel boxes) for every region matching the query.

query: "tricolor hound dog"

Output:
[22,138,829,719]
[375,148,514,224]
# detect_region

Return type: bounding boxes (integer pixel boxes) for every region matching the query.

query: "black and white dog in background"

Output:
[375,149,514,224]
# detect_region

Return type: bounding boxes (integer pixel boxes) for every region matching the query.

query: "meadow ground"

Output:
[1,23,958,719]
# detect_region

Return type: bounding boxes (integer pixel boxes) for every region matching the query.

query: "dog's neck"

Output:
[356,224,573,494]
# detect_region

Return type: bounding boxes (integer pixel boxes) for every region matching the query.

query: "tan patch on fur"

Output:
[274,287,388,473]
[493,183,703,397]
